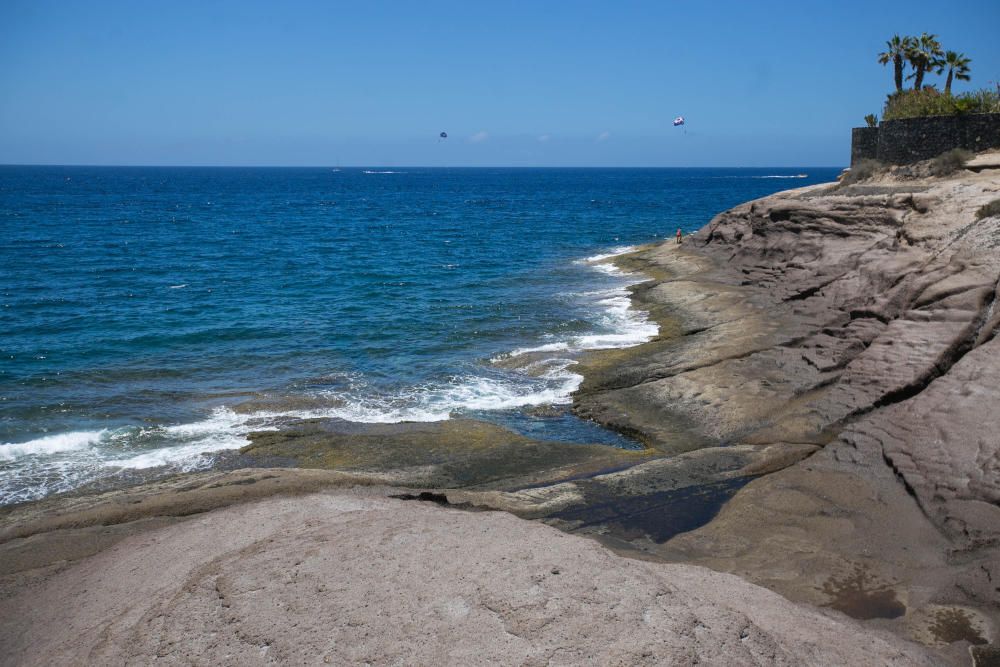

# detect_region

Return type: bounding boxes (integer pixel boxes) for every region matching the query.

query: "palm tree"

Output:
[906,33,944,90]
[941,51,972,95]
[878,35,911,92]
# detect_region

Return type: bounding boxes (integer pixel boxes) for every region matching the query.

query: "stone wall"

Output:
[851,127,879,164]
[850,113,1000,165]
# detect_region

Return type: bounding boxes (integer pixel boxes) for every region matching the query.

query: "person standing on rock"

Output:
[676,228,683,244]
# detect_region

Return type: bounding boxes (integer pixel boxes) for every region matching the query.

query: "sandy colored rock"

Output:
[561,159,1000,655]
[0,490,936,666]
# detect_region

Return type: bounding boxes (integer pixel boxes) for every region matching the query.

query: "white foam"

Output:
[502,341,571,358]
[427,373,582,411]
[579,245,638,263]
[169,284,187,289]
[161,408,256,437]
[576,329,657,349]
[104,438,243,470]
[103,407,278,470]
[501,253,658,362]
[752,174,808,179]
[282,403,452,424]
[590,262,628,277]
[284,371,582,423]
[0,430,107,461]
[363,170,405,174]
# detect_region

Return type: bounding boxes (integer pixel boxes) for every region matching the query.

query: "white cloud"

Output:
[596,131,611,142]
[468,130,489,143]
[537,134,551,143]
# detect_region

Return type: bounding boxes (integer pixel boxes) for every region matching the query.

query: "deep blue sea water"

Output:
[0,166,840,504]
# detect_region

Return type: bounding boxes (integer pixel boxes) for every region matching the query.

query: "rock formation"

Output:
[528,160,1000,660]
[0,488,937,665]
[3,158,999,664]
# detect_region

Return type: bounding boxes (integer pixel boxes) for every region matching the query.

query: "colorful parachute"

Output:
[672,117,685,127]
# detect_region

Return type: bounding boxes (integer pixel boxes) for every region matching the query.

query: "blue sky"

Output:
[1,0,998,167]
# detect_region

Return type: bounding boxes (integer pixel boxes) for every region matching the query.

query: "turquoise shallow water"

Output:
[0,166,840,503]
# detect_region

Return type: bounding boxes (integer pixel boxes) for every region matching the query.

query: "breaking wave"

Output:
[0,245,657,504]
[0,430,107,461]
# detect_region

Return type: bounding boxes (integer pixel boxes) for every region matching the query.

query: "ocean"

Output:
[0,166,840,504]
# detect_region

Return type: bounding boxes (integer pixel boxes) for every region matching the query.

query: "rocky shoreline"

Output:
[560,160,1000,660]
[3,157,1000,665]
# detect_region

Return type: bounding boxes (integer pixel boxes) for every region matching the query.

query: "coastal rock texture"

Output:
[548,160,1000,658]
[234,418,648,490]
[5,159,1000,665]
[0,490,937,666]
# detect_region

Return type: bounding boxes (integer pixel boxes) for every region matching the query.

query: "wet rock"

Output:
[237,418,646,490]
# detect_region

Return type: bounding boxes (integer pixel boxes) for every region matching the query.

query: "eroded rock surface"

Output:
[545,165,1000,656]
[0,490,936,666]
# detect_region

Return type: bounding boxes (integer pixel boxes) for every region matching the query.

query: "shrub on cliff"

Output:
[929,148,972,176]
[957,88,1000,113]
[883,87,1000,120]
[840,159,885,185]
[976,198,1000,220]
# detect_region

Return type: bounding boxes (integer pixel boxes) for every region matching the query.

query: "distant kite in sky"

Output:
[439,131,448,142]
[672,117,685,127]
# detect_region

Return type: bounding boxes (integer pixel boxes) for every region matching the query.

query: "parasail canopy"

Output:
[672,117,685,127]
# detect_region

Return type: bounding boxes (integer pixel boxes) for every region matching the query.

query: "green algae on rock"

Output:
[236,418,650,490]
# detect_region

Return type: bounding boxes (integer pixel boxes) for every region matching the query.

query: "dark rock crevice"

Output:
[782,272,849,302]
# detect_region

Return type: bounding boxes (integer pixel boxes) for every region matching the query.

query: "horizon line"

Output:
[0,163,846,169]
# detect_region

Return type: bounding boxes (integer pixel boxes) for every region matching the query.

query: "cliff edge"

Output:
[554,156,1000,659]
